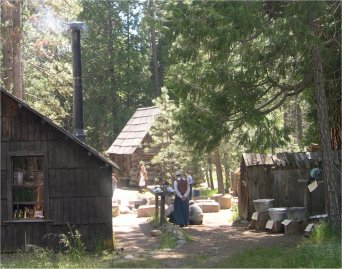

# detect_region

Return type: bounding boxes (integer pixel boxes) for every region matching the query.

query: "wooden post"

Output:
[298,179,310,217]
[155,194,159,220]
[160,195,166,226]
[298,178,324,218]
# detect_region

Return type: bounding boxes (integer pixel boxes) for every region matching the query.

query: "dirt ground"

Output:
[112,188,302,267]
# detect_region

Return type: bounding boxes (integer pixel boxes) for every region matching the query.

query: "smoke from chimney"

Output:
[68,21,86,142]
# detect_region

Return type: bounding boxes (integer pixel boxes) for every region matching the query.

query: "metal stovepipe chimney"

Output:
[68,21,86,142]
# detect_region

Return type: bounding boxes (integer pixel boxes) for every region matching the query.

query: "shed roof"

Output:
[1,88,120,170]
[242,151,341,169]
[107,106,160,155]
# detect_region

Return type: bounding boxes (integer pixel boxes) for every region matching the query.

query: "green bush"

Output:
[59,224,85,261]
[309,220,340,243]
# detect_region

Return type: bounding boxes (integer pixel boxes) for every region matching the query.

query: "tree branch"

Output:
[267,72,313,93]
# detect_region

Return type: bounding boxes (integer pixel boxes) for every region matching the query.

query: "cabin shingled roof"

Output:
[243,151,341,168]
[1,88,120,170]
[107,106,160,155]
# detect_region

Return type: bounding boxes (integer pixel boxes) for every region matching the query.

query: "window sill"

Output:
[2,219,53,223]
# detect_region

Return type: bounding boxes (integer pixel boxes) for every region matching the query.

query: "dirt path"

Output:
[112,188,302,267]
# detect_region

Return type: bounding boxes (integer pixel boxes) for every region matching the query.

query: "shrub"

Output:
[59,224,85,261]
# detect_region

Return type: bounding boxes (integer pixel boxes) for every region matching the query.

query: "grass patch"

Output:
[182,230,193,243]
[159,230,177,249]
[227,202,239,223]
[110,258,160,268]
[1,250,113,268]
[213,221,341,268]
[196,187,218,198]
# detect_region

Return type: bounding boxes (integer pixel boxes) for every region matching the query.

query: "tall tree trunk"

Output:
[214,148,225,194]
[294,96,303,143]
[327,87,341,150]
[148,0,160,97]
[223,151,231,193]
[223,164,230,193]
[283,96,303,145]
[207,156,214,190]
[12,0,22,98]
[1,0,13,91]
[311,12,341,230]
[205,169,210,189]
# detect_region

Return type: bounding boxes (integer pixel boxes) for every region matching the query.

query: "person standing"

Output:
[173,170,190,227]
[185,170,194,200]
[139,164,148,192]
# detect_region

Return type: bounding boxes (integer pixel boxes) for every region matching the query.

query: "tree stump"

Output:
[210,194,223,203]
[197,201,220,213]
[137,205,155,217]
[249,211,269,230]
[112,204,120,217]
[266,220,284,233]
[218,195,231,209]
[283,220,305,235]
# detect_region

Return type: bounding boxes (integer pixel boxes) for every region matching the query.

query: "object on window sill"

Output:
[34,210,44,218]
[27,209,35,218]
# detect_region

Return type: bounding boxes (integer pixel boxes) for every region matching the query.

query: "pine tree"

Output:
[162,1,341,228]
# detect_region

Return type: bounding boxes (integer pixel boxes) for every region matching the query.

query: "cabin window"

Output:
[12,156,44,219]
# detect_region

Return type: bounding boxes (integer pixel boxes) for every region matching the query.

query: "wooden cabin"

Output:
[238,151,341,220]
[107,106,160,187]
[1,88,120,252]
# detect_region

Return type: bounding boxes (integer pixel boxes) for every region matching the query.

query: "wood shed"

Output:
[107,106,160,187]
[238,151,341,220]
[1,88,120,252]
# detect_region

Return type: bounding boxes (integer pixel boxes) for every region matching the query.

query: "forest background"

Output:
[0,0,340,228]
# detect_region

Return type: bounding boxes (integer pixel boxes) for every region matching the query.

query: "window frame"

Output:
[7,151,49,221]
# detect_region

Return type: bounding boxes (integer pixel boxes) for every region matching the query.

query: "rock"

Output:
[130,198,148,209]
[150,229,162,237]
[124,255,135,260]
[176,239,187,245]
[208,247,219,255]
[189,204,204,224]
[137,205,155,217]
[165,204,174,217]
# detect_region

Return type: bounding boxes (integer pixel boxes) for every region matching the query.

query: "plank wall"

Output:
[1,93,113,251]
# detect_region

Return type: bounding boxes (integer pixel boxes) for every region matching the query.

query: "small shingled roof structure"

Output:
[107,106,161,186]
[107,106,160,155]
[239,150,341,220]
[242,151,341,168]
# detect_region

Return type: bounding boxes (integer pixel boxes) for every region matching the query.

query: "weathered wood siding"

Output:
[238,152,339,220]
[1,92,113,252]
